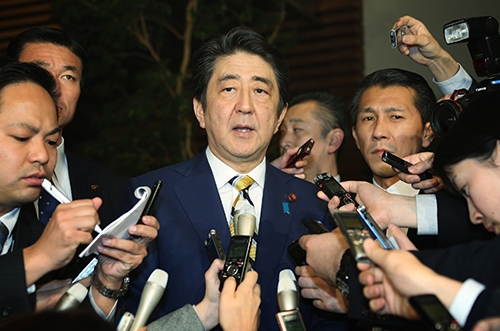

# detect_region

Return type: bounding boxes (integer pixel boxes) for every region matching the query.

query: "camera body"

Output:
[431,79,500,139]
[431,16,500,138]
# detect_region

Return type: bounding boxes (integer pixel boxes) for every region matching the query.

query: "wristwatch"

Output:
[92,273,130,299]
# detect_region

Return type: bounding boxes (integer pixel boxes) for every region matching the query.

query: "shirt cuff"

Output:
[449,279,486,327]
[416,194,438,235]
[433,63,473,95]
[89,285,117,322]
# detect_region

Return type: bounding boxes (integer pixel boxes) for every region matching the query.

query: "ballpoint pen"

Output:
[41,178,103,234]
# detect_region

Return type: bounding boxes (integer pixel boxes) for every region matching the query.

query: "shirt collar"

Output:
[54,136,67,183]
[205,147,266,189]
[372,178,419,196]
[0,207,20,235]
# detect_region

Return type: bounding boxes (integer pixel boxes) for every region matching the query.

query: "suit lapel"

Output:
[256,164,297,302]
[172,154,232,250]
[13,205,44,251]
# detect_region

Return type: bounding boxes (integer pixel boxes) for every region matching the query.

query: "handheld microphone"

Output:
[276,269,306,331]
[236,203,256,236]
[129,269,169,331]
[53,283,88,311]
[219,204,256,291]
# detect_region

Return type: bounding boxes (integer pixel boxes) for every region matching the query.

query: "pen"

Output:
[41,179,103,234]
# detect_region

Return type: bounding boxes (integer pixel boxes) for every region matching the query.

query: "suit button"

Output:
[1,306,12,317]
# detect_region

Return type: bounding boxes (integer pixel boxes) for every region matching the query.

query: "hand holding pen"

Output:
[41,179,103,234]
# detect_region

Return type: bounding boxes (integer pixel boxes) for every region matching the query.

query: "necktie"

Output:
[229,175,258,261]
[0,221,9,251]
[38,189,59,225]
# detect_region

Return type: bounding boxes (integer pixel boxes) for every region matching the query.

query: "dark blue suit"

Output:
[125,152,346,330]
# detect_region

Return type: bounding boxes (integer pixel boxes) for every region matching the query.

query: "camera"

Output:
[430,16,500,139]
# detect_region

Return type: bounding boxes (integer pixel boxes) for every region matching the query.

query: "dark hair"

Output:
[7,27,88,86]
[192,27,289,114]
[0,58,58,113]
[433,92,500,194]
[349,68,436,125]
[289,91,350,158]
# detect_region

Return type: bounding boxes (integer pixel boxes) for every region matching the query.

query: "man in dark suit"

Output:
[0,61,158,321]
[125,28,346,330]
[7,28,125,228]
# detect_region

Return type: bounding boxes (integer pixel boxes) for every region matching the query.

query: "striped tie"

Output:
[0,221,8,252]
[229,175,257,260]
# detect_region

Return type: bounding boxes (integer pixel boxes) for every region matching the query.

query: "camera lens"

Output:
[430,99,466,139]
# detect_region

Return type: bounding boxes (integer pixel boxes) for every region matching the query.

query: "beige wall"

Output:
[363,0,500,97]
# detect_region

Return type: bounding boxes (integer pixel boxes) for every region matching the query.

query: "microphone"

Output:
[129,269,169,331]
[276,269,306,331]
[236,203,256,236]
[219,204,256,290]
[53,283,88,311]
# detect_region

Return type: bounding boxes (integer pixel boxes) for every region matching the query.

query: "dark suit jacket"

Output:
[66,151,126,227]
[409,190,494,250]
[124,152,346,331]
[0,205,82,320]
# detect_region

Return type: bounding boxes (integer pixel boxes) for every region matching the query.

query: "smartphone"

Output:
[313,172,359,208]
[129,179,163,240]
[287,240,307,266]
[204,229,226,262]
[390,24,408,48]
[409,294,463,331]
[284,138,314,168]
[300,218,329,234]
[382,151,433,180]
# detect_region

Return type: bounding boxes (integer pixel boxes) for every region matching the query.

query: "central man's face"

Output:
[194,52,286,172]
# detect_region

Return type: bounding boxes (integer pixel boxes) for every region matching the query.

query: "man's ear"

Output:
[326,128,344,154]
[422,122,434,148]
[352,126,360,150]
[193,98,206,129]
[274,104,288,134]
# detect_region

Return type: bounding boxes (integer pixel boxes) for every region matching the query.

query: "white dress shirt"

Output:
[205,147,265,232]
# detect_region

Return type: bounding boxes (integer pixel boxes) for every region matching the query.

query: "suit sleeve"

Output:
[147,304,204,331]
[434,190,494,247]
[0,249,34,319]
[414,236,500,285]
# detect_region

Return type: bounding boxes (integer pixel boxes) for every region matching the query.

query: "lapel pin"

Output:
[288,193,297,202]
[282,202,290,214]
[91,185,98,190]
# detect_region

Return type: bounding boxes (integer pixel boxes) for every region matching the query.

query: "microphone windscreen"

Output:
[147,269,169,288]
[279,269,297,282]
[236,204,256,236]
[53,283,88,311]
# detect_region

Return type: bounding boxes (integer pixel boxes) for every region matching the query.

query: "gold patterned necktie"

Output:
[229,175,257,260]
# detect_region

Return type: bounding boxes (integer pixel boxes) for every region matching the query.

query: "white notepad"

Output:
[79,186,151,258]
